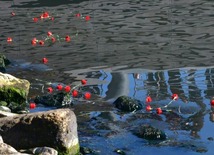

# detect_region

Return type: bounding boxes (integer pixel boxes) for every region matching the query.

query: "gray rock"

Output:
[32,146,58,155]
[0,142,31,155]
[0,110,17,118]
[113,96,142,112]
[0,106,11,112]
[0,108,79,155]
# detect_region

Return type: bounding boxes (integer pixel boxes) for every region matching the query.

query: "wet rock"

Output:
[133,124,167,140]
[0,108,79,155]
[0,135,3,143]
[114,149,126,155]
[113,96,142,112]
[207,137,214,141]
[0,72,30,113]
[32,146,58,155]
[34,92,70,107]
[0,54,10,73]
[0,105,11,112]
[80,146,94,154]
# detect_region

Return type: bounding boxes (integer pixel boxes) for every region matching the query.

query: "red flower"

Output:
[11,12,15,16]
[47,31,53,36]
[75,13,81,17]
[31,38,37,45]
[81,79,87,85]
[51,37,56,43]
[42,57,48,64]
[146,96,152,103]
[64,85,71,93]
[51,17,54,21]
[72,90,78,97]
[40,12,49,19]
[47,87,53,93]
[210,100,214,106]
[39,40,45,45]
[56,84,63,91]
[7,37,12,43]
[85,15,90,21]
[172,94,179,100]
[156,108,162,114]
[84,92,91,100]
[29,103,36,109]
[146,105,152,111]
[65,35,71,42]
[33,17,38,22]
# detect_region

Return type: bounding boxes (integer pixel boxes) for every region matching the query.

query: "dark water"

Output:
[1,0,214,154]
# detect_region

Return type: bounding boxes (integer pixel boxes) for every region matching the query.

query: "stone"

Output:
[0,142,31,155]
[113,96,142,112]
[0,106,11,112]
[0,72,30,113]
[0,108,79,155]
[32,146,58,155]
[0,135,3,143]
[0,110,17,118]
[132,124,167,141]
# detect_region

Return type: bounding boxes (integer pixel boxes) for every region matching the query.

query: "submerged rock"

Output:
[0,108,79,155]
[32,146,58,155]
[0,72,30,113]
[113,96,142,112]
[133,124,167,141]
[0,54,10,73]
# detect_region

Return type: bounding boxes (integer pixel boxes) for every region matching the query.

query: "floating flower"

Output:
[29,102,36,109]
[81,79,87,85]
[85,15,90,21]
[56,84,63,91]
[7,37,12,43]
[47,87,53,93]
[39,40,45,45]
[42,57,48,64]
[72,90,78,97]
[146,96,152,103]
[84,92,91,100]
[64,85,71,93]
[47,31,53,36]
[33,17,38,22]
[171,94,179,100]
[65,35,71,42]
[146,105,152,111]
[75,13,81,17]
[31,38,37,45]
[51,37,56,43]
[11,12,15,16]
[40,12,49,19]
[211,100,214,106]
[156,108,162,114]
[51,17,54,21]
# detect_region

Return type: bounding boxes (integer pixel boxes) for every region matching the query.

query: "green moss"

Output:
[0,101,8,106]
[57,143,80,155]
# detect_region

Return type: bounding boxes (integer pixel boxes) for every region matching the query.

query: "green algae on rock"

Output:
[0,54,10,73]
[0,72,30,113]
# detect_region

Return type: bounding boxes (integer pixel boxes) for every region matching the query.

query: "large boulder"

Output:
[0,108,79,155]
[0,72,30,113]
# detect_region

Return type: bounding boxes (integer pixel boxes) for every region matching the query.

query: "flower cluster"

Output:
[32,11,54,22]
[29,79,91,109]
[145,94,179,114]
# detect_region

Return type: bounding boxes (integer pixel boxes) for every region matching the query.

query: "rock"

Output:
[0,106,11,112]
[0,142,31,155]
[0,72,30,113]
[113,96,142,112]
[132,124,167,141]
[0,135,3,143]
[0,54,10,73]
[34,92,70,107]
[0,108,79,155]
[0,110,17,118]
[32,146,58,155]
